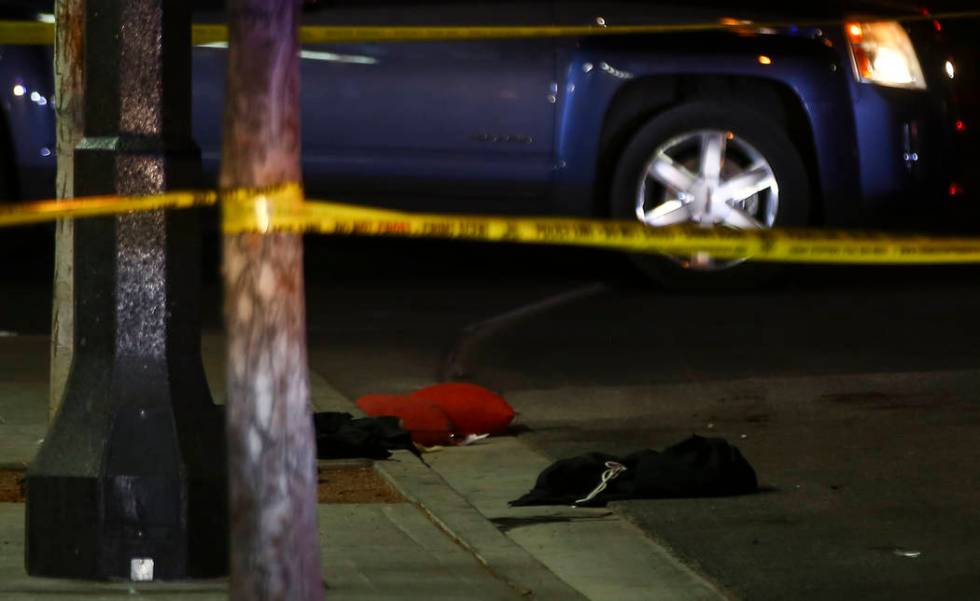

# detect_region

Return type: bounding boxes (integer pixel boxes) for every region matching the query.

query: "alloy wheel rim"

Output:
[635,129,779,271]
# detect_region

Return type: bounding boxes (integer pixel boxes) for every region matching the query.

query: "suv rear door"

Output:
[193,0,558,213]
[299,0,557,211]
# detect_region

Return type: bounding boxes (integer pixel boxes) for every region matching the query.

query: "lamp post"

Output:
[26,0,227,580]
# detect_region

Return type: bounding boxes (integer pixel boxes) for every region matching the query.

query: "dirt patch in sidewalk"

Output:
[0,469,25,503]
[0,464,403,505]
[318,464,404,504]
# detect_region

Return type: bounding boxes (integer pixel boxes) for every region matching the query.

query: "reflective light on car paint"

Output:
[40,147,52,157]
[199,41,377,65]
[599,62,633,80]
[12,84,26,97]
[27,91,50,106]
[720,17,760,37]
[757,55,772,65]
[945,60,955,79]
[299,50,378,65]
[720,17,753,26]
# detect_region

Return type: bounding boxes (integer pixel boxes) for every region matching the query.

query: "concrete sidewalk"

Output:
[0,502,524,601]
[0,335,570,601]
[0,334,722,601]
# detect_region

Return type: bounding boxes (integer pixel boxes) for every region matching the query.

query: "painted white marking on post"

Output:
[130,558,154,581]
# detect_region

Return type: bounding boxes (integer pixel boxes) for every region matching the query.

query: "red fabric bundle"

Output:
[355,394,453,447]
[411,383,515,436]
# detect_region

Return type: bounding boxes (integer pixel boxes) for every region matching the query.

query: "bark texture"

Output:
[221,0,324,599]
[50,0,85,420]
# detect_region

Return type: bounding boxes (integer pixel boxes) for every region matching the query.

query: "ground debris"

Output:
[0,469,25,503]
[317,465,404,504]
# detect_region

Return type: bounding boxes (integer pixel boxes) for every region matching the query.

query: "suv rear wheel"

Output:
[611,101,811,289]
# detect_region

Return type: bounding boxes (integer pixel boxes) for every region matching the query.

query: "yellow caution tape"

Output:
[221,183,305,234]
[2,11,978,47]
[5,185,980,264]
[219,191,980,265]
[0,190,216,227]
[0,20,51,45]
[284,11,980,45]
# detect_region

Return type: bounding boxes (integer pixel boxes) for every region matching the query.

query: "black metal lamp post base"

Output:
[26,399,227,580]
[24,0,227,580]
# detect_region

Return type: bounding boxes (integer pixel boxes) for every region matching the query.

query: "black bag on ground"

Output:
[313,412,420,460]
[510,435,757,507]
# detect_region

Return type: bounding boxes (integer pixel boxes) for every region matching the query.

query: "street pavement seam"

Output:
[376,453,592,601]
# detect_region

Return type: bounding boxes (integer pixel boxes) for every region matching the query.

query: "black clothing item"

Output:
[313,412,420,460]
[510,435,757,507]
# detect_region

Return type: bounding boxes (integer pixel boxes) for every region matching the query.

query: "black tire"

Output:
[610,101,811,290]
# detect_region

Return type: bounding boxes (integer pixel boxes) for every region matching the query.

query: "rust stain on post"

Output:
[49,0,85,421]
[221,0,324,599]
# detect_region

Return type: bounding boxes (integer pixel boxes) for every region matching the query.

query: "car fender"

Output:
[553,33,862,226]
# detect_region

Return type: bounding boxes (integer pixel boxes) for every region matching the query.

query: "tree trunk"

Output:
[49,0,85,421]
[220,1,324,600]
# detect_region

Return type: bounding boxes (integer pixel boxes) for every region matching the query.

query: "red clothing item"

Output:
[355,394,454,447]
[411,383,515,436]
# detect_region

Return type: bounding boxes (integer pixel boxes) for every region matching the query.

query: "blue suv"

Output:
[0,1,972,284]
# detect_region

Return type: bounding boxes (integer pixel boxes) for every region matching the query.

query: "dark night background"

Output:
[3,4,980,600]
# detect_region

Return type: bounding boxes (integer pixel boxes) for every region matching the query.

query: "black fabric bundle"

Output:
[313,412,420,460]
[510,435,758,507]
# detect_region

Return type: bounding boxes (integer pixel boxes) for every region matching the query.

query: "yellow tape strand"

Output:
[0,20,52,45]
[221,183,305,234]
[5,186,980,264]
[221,189,980,265]
[292,12,980,44]
[0,190,217,227]
[4,10,980,46]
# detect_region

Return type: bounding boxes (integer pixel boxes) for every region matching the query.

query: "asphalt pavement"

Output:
[296,237,980,601]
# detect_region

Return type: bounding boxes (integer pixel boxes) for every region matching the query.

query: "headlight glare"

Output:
[845,21,926,90]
